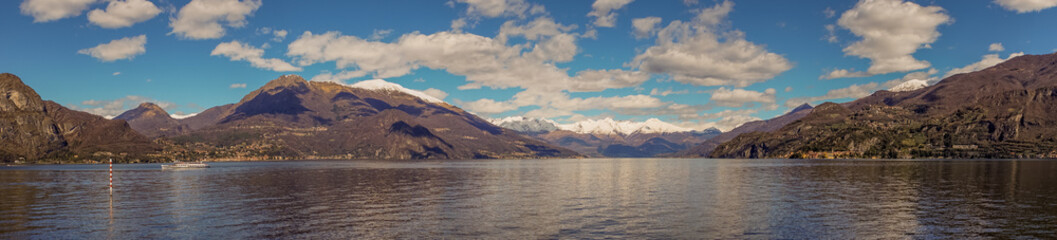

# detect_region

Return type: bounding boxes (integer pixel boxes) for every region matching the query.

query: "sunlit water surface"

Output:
[3,159,1057,238]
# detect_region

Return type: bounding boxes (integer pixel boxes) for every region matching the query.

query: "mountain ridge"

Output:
[711,52,1057,159]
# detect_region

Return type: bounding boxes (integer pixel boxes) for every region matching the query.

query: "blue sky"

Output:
[3,0,1057,131]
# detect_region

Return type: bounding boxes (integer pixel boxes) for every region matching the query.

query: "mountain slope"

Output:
[114,102,188,138]
[0,73,158,163]
[712,52,1057,159]
[164,75,580,160]
[679,104,813,157]
[492,117,721,157]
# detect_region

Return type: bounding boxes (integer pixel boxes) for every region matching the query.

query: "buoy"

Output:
[109,158,113,195]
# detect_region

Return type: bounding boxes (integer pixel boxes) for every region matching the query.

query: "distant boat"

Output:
[162,161,210,169]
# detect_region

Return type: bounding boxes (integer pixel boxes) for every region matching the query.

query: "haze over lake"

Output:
[3,159,1056,239]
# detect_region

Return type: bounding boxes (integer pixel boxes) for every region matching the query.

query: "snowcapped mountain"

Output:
[558,117,692,135]
[489,116,560,134]
[492,116,702,135]
[347,79,444,103]
[888,79,930,92]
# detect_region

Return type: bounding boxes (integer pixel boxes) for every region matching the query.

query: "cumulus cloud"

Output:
[632,17,662,39]
[113,72,121,76]
[709,87,776,107]
[87,0,161,28]
[74,95,175,119]
[649,88,689,96]
[588,0,634,27]
[229,83,247,88]
[995,0,1057,13]
[833,0,951,76]
[785,82,879,107]
[819,68,870,80]
[422,88,449,100]
[368,29,393,40]
[568,69,650,92]
[989,42,1005,52]
[458,98,519,114]
[78,35,147,62]
[211,41,302,72]
[170,0,262,40]
[823,24,838,43]
[456,0,534,18]
[309,70,368,83]
[943,52,1025,78]
[674,108,761,131]
[20,0,96,22]
[287,16,659,118]
[631,1,792,87]
[258,27,288,42]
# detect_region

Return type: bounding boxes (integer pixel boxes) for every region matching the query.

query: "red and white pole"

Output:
[109,158,113,195]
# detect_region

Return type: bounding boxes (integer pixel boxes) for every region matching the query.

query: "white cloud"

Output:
[568,69,649,92]
[823,7,836,18]
[709,87,776,107]
[170,0,262,40]
[632,17,662,39]
[20,0,96,22]
[112,72,121,76]
[989,42,1005,52]
[422,88,449,100]
[78,35,147,62]
[87,0,161,28]
[229,83,247,88]
[456,0,534,18]
[674,108,761,131]
[287,16,660,119]
[211,40,302,72]
[309,70,368,83]
[257,27,288,42]
[459,98,519,114]
[649,88,689,96]
[75,95,175,119]
[785,82,879,107]
[368,29,393,40]
[995,0,1057,13]
[819,68,870,80]
[784,86,792,92]
[631,1,792,87]
[834,0,951,76]
[824,24,838,43]
[943,52,1025,78]
[588,0,634,27]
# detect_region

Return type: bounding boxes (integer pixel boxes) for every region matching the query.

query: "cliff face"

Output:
[712,53,1057,159]
[0,73,65,161]
[0,73,158,163]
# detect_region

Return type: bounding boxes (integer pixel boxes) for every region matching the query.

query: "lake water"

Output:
[2,159,1057,239]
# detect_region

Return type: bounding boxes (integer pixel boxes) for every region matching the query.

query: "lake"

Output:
[2,159,1057,238]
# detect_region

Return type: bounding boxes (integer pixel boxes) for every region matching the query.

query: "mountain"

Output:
[888,79,929,92]
[157,75,579,160]
[490,116,560,134]
[711,52,1057,159]
[493,116,721,157]
[114,102,188,138]
[0,73,158,163]
[678,103,813,157]
[557,118,692,135]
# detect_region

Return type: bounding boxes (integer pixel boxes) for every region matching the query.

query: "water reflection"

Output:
[2,159,1057,238]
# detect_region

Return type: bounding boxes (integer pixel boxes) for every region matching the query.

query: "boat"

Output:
[162,161,210,169]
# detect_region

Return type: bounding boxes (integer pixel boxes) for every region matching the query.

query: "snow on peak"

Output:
[489,116,560,133]
[348,79,444,103]
[557,118,691,135]
[170,112,198,119]
[888,79,929,92]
